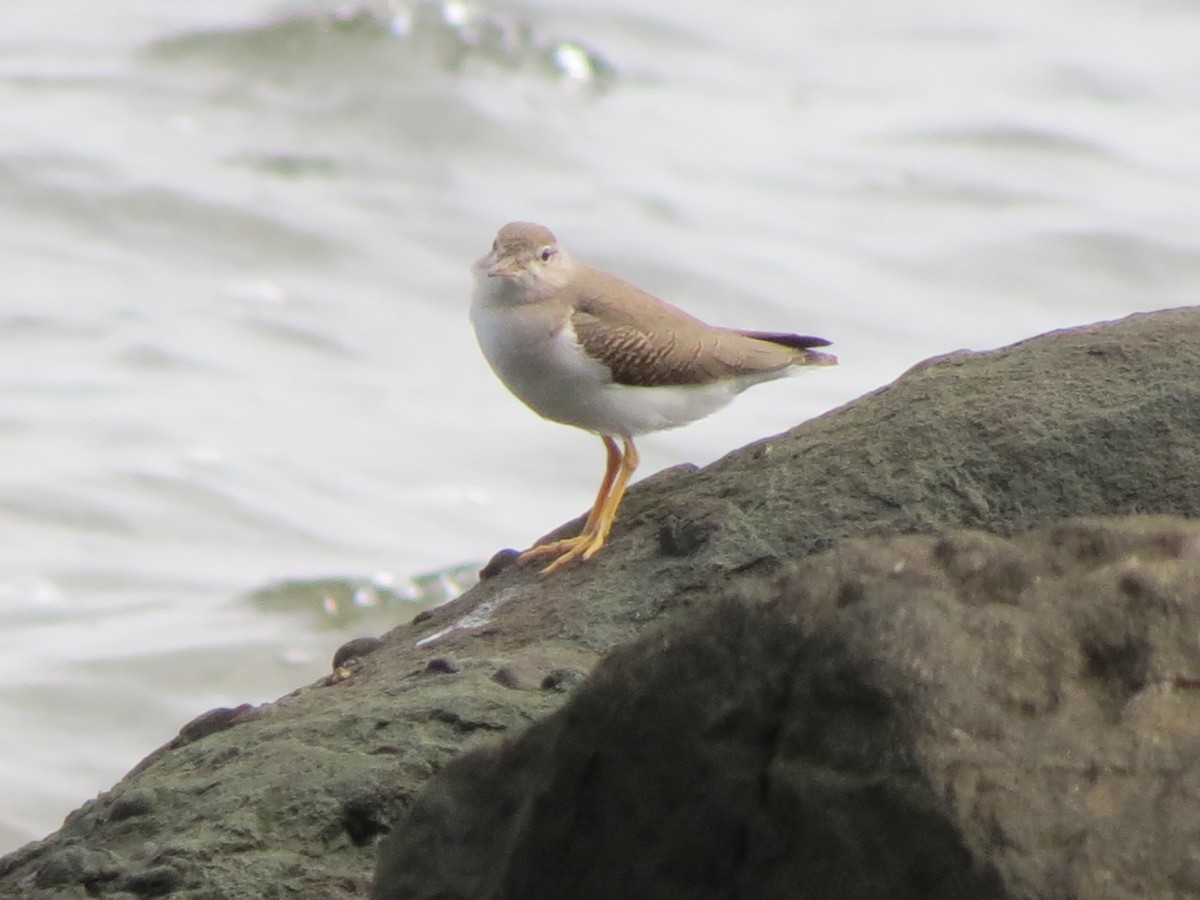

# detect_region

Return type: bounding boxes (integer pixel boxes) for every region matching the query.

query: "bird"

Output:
[470,221,836,575]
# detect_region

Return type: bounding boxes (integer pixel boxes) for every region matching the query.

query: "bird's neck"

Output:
[472,260,576,311]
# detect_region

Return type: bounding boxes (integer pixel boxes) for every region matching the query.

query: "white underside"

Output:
[471,299,787,437]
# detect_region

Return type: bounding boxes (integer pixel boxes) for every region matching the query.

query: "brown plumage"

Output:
[570,269,834,388]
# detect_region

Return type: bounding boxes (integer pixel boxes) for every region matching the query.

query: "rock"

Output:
[540,668,586,692]
[333,636,386,670]
[479,548,521,579]
[106,789,156,824]
[373,516,1200,899]
[3,307,1200,898]
[176,704,257,744]
[122,864,183,897]
[33,844,120,889]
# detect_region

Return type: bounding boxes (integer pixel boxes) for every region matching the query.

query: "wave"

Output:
[145,1,616,89]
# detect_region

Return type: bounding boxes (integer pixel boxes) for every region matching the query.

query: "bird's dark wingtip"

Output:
[739,330,833,351]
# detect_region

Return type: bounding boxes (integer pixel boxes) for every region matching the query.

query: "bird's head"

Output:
[472,221,573,302]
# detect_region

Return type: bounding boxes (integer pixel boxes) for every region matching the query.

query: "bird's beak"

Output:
[487,256,522,278]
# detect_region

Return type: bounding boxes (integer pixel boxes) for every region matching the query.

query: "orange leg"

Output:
[537,436,639,575]
[518,435,622,569]
[580,435,624,537]
[580,436,638,560]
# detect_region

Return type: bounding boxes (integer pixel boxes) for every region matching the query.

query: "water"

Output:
[2,0,1198,851]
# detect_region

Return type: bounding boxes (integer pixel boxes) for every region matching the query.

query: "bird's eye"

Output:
[540,246,555,262]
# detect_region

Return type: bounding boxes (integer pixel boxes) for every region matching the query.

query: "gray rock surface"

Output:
[2,306,1199,898]
[375,516,1200,899]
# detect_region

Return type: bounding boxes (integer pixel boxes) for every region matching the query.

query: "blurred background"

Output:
[2,0,1197,851]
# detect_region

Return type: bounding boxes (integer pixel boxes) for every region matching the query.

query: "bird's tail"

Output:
[738,330,837,366]
[798,348,838,366]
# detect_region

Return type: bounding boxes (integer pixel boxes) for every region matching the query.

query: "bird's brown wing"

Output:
[569,267,832,388]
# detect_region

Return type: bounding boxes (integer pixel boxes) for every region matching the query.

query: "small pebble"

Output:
[108,788,155,822]
[424,657,460,674]
[541,668,587,692]
[332,636,384,670]
[178,704,253,743]
[123,864,183,897]
[491,666,521,689]
[479,548,521,579]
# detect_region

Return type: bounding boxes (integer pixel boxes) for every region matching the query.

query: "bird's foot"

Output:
[517,532,606,576]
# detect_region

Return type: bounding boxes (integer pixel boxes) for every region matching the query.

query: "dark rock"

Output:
[490,666,521,690]
[423,657,460,674]
[5,308,1200,899]
[122,864,183,896]
[333,636,385,670]
[540,668,586,692]
[340,780,399,848]
[107,789,156,823]
[34,845,120,888]
[491,662,547,691]
[342,803,390,847]
[373,516,1200,899]
[479,548,521,579]
[430,708,507,733]
[177,704,255,743]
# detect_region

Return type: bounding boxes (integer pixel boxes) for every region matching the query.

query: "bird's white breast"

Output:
[470,292,611,426]
[471,279,770,437]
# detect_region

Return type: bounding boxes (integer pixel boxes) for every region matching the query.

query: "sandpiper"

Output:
[470,221,836,574]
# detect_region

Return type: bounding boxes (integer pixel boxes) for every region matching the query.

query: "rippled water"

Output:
[2,0,1198,851]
